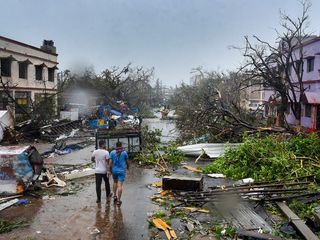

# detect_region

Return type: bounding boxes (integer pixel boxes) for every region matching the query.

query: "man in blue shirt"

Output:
[110,141,129,206]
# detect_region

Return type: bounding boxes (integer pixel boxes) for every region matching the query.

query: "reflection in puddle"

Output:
[93,203,126,239]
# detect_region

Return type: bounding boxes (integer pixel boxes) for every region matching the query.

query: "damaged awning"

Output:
[302,92,320,104]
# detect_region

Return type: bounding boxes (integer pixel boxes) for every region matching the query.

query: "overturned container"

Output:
[0,146,43,195]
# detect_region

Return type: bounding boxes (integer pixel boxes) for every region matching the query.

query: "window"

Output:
[35,65,43,80]
[19,62,28,79]
[307,57,314,72]
[0,58,11,77]
[48,68,55,82]
[15,91,31,113]
[305,104,312,118]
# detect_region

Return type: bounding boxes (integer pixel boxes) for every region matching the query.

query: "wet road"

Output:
[0,161,160,240]
[0,118,176,240]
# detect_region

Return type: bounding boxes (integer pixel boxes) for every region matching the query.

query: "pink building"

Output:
[264,36,320,130]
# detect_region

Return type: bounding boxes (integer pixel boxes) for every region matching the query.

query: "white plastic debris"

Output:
[242,178,254,184]
[207,173,226,178]
[88,226,100,235]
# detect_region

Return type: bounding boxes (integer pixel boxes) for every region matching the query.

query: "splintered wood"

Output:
[152,218,177,240]
[183,165,203,173]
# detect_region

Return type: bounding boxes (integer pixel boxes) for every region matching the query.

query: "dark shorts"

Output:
[112,171,126,182]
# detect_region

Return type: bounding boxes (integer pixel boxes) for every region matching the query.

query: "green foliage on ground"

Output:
[204,133,320,181]
[288,200,318,220]
[135,127,184,166]
[0,220,28,234]
[211,223,236,238]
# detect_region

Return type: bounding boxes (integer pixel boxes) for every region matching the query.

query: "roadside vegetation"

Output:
[204,133,320,181]
[204,133,320,222]
[135,127,184,167]
[0,220,28,234]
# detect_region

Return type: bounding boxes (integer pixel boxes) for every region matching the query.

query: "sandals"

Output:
[113,194,122,206]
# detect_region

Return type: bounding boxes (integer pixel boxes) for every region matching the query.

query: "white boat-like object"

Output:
[177,143,240,158]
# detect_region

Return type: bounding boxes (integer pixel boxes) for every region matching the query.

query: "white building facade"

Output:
[264,36,320,130]
[0,36,58,120]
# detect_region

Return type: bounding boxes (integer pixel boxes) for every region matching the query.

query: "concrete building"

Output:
[244,84,265,112]
[0,36,58,120]
[264,36,320,130]
[162,85,175,101]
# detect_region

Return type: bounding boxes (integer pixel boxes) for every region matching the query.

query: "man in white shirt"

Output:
[91,140,111,203]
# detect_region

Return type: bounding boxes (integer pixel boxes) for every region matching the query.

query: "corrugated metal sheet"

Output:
[177,143,240,158]
[214,201,273,233]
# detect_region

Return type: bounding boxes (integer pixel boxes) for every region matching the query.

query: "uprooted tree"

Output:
[170,70,261,143]
[171,0,313,142]
[239,0,312,127]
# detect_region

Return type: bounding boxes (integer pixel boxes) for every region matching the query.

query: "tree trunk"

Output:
[276,96,288,127]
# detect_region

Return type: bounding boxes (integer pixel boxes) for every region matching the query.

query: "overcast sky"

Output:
[1,0,320,86]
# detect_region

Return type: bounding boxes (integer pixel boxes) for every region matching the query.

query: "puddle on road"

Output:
[0,119,173,240]
[0,164,159,240]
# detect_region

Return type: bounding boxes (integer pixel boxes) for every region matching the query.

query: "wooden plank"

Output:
[236,229,285,240]
[0,198,19,212]
[276,201,318,240]
[0,195,23,203]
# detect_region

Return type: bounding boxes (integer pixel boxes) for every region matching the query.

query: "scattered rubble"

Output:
[148,159,320,239]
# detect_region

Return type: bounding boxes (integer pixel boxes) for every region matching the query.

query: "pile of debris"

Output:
[148,168,320,239]
[0,145,43,195]
[0,143,96,213]
[177,175,319,204]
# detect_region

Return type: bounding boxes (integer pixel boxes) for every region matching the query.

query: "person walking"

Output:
[91,140,111,203]
[110,141,129,206]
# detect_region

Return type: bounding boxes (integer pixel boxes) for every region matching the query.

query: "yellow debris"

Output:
[152,218,177,240]
[160,190,172,196]
[184,207,209,213]
[183,165,203,173]
[152,181,163,188]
